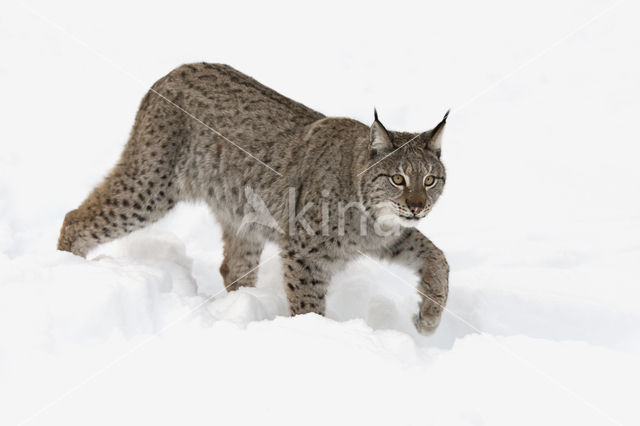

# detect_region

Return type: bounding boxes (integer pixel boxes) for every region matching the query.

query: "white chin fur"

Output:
[395,216,421,227]
[375,205,420,230]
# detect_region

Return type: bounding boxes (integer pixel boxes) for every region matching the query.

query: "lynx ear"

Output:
[425,110,449,158]
[370,109,393,155]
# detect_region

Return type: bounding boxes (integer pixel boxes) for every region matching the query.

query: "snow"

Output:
[2,0,640,424]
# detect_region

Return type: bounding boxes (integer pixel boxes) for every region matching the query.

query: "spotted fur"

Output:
[58,63,450,334]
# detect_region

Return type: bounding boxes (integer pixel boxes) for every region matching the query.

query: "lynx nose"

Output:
[406,200,425,216]
[408,205,423,215]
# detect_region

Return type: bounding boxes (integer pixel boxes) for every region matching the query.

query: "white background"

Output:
[1,0,639,425]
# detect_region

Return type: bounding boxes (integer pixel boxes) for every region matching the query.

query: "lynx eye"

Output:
[424,175,436,187]
[391,174,405,186]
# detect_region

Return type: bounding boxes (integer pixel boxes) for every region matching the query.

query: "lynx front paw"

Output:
[413,300,444,335]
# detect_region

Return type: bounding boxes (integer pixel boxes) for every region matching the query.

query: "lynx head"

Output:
[360,110,448,227]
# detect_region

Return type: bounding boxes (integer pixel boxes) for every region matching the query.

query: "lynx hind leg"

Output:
[57,164,178,258]
[219,229,265,292]
[280,242,329,315]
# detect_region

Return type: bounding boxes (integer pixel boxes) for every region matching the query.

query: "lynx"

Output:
[58,63,450,334]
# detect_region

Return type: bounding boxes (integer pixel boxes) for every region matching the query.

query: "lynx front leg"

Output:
[280,243,330,315]
[219,229,265,292]
[381,228,449,334]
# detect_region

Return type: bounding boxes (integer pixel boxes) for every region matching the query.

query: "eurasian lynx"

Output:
[58,63,450,334]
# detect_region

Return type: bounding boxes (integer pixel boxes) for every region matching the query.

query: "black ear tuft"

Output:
[370,109,393,155]
[432,109,450,135]
[425,109,450,157]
